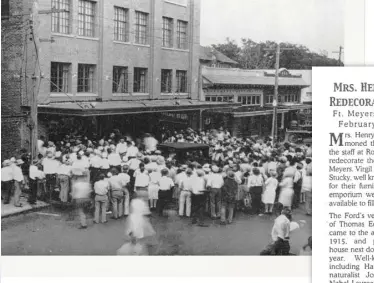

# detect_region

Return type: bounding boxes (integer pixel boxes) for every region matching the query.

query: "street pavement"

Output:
[1,204,311,256]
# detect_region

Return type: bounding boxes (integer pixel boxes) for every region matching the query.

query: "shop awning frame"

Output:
[36,100,241,117]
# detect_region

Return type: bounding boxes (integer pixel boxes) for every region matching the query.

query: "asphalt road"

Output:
[1,204,312,256]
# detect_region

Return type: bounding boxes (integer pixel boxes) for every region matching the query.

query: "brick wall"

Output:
[1,0,29,160]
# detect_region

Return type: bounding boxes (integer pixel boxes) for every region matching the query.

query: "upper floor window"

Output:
[134,68,148,93]
[51,0,70,34]
[114,7,129,42]
[135,11,148,45]
[162,17,173,48]
[112,66,128,93]
[78,0,95,37]
[161,69,172,93]
[1,0,10,19]
[266,95,273,104]
[50,62,70,93]
[177,20,188,49]
[176,70,187,93]
[77,64,96,93]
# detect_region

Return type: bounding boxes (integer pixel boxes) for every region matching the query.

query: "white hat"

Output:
[55,152,62,158]
[10,157,16,163]
[78,150,84,156]
[3,160,11,166]
[212,165,219,173]
[122,156,128,162]
[102,152,108,158]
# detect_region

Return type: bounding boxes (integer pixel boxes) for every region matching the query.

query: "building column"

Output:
[281,112,285,129]
[199,109,203,131]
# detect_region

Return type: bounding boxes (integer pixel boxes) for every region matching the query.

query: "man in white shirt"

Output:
[179,168,193,217]
[116,138,128,158]
[134,163,150,203]
[157,168,174,216]
[108,168,126,219]
[207,165,224,219]
[108,148,122,172]
[118,165,131,216]
[191,170,208,227]
[28,160,45,205]
[2,160,14,204]
[90,150,102,184]
[12,160,25,207]
[125,141,139,159]
[42,150,60,201]
[94,173,109,224]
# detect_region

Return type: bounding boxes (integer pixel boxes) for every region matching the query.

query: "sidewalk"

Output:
[1,194,49,218]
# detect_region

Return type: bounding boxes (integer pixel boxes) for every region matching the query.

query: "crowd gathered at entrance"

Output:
[1,127,312,255]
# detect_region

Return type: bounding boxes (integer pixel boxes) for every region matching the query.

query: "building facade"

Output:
[201,66,311,139]
[2,0,236,154]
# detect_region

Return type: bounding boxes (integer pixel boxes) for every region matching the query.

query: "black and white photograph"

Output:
[1,0,343,256]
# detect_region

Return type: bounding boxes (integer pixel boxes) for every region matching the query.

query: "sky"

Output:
[200,0,345,60]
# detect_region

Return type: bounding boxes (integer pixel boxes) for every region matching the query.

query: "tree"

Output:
[211,38,342,69]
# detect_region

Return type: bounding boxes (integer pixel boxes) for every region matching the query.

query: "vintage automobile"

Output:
[284,124,312,144]
[158,142,210,164]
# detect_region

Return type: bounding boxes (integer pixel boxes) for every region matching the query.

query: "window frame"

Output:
[1,0,10,19]
[135,11,149,45]
[50,62,71,93]
[176,20,188,49]
[162,17,173,48]
[161,69,173,93]
[114,6,129,42]
[77,64,96,93]
[112,66,129,93]
[176,70,187,93]
[133,67,148,93]
[51,0,71,34]
[78,0,95,37]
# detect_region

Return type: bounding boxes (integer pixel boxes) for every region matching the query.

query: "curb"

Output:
[1,203,50,219]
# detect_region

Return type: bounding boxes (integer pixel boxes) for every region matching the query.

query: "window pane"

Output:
[112,66,128,93]
[161,69,172,93]
[135,11,148,44]
[78,0,95,37]
[176,70,187,93]
[134,68,148,93]
[162,17,173,47]
[51,0,70,34]
[51,62,70,93]
[177,20,188,49]
[114,7,129,42]
[78,64,95,92]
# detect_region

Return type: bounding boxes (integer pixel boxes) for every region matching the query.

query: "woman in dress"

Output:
[148,168,161,210]
[262,171,278,214]
[278,171,294,210]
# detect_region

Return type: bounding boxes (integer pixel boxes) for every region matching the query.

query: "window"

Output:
[135,11,148,45]
[77,64,96,93]
[112,66,128,93]
[239,94,261,105]
[161,69,172,93]
[78,0,95,37]
[206,95,234,102]
[134,68,148,93]
[176,70,187,93]
[51,0,70,34]
[266,95,274,104]
[177,20,188,49]
[114,7,129,42]
[162,17,173,48]
[1,0,9,18]
[50,62,70,93]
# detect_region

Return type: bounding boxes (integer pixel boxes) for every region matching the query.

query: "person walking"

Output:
[118,165,131,216]
[134,163,150,203]
[148,167,161,210]
[93,174,109,224]
[28,160,44,205]
[71,180,92,229]
[278,171,295,210]
[42,150,60,201]
[220,171,238,225]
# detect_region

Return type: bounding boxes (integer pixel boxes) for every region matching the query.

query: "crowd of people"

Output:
[1,127,312,255]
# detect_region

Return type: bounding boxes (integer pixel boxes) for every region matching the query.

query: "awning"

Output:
[206,104,312,118]
[37,100,241,116]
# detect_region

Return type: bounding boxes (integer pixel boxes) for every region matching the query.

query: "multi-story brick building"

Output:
[2,0,235,154]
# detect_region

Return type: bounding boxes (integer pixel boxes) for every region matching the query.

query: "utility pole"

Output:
[264,43,294,145]
[332,46,344,66]
[29,1,40,161]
